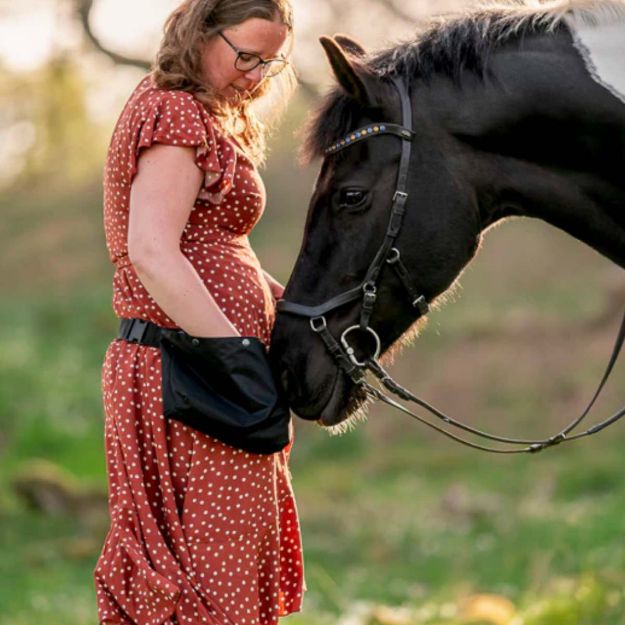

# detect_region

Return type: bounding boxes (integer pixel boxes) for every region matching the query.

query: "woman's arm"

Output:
[128,143,240,338]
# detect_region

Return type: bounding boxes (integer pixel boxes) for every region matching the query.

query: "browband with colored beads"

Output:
[324,123,415,155]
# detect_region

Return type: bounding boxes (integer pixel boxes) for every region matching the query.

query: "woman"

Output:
[94,1,305,624]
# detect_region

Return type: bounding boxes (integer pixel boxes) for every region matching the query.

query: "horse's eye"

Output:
[339,189,367,209]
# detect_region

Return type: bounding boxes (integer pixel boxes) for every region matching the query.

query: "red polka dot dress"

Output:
[94,76,306,625]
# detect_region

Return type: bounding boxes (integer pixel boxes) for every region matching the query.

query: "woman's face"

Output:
[199,17,290,101]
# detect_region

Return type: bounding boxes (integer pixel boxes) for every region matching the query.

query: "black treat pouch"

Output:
[159,330,291,454]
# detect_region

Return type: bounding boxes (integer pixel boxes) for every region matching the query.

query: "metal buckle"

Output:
[363,292,377,308]
[393,190,408,203]
[362,282,377,308]
[412,295,429,315]
[310,316,327,333]
[340,325,382,367]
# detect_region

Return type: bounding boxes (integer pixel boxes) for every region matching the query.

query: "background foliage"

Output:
[1,1,625,624]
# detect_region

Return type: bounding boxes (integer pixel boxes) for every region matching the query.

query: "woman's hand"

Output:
[270,282,285,301]
[263,270,285,301]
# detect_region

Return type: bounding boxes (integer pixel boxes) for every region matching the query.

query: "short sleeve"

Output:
[131,89,236,204]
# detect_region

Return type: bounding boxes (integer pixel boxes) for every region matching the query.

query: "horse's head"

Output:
[271,36,482,428]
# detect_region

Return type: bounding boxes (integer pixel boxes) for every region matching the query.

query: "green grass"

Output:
[2,286,625,624]
[1,162,624,623]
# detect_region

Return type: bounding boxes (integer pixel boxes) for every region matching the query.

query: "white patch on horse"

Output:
[565,4,625,105]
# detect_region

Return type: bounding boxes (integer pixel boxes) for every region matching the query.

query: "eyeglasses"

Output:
[218,31,289,79]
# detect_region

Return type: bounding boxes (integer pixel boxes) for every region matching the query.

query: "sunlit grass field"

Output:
[2,152,625,625]
[2,237,625,625]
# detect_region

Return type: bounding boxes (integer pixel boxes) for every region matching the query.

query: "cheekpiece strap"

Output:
[325,123,415,155]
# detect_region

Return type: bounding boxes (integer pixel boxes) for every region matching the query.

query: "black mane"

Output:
[302,2,575,162]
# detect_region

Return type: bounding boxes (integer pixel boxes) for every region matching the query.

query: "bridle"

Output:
[277,76,625,454]
[278,76,425,370]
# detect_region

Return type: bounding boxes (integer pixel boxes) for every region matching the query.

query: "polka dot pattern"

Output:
[95,76,306,625]
[103,75,275,339]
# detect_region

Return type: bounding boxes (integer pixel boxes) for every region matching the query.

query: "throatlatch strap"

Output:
[390,256,429,315]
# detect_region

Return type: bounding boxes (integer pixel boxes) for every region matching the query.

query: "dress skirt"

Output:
[94,340,305,625]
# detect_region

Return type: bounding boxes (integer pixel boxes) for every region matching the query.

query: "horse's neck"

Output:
[426,24,625,268]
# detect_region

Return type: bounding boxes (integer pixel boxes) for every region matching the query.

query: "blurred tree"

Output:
[0,54,104,190]
[74,0,151,71]
[68,0,427,99]
[0,0,464,189]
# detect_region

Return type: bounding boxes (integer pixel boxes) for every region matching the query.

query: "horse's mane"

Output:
[302,0,625,163]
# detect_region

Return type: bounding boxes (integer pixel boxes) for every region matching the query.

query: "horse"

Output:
[270,0,625,434]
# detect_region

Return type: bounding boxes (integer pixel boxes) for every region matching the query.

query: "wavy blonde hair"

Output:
[152,0,296,165]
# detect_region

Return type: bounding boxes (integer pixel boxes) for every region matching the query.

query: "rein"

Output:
[277,76,625,454]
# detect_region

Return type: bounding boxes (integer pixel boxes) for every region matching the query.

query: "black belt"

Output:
[116,317,292,454]
[118,318,164,348]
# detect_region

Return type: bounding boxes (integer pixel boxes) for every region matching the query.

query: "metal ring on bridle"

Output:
[340,325,382,367]
[386,248,401,265]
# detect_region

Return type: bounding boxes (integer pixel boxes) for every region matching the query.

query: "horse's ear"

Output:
[319,36,373,106]
[333,34,367,58]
